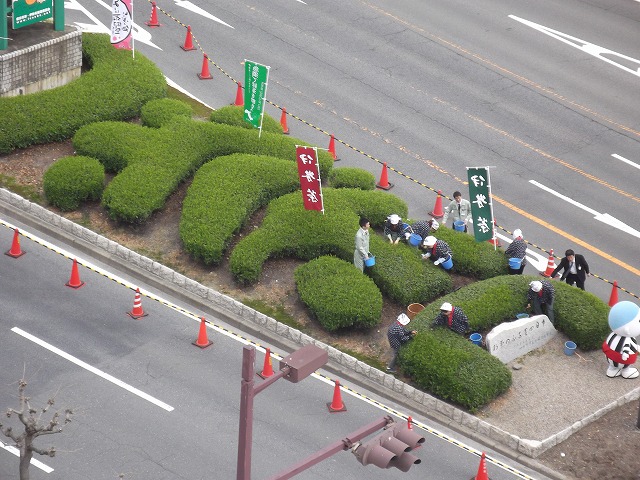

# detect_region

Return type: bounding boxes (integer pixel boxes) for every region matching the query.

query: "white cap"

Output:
[397,313,411,325]
[430,219,439,231]
[388,214,401,225]
[529,281,542,292]
[513,229,522,240]
[424,236,437,247]
[440,302,453,312]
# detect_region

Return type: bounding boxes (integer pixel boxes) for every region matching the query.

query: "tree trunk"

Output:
[19,441,32,480]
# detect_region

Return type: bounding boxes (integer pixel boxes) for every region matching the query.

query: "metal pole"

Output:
[53,0,65,31]
[237,345,256,480]
[0,0,8,50]
[636,396,640,429]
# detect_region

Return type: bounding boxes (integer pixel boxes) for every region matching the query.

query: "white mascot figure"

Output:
[602,301,640,379]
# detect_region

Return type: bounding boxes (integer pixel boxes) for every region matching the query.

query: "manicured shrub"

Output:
[0,33,166,153]
[329,167,375,190]
[400,329,512,411]
[43,156,104,211]
[209,105,283,134]
[180,154,300,265]
[141,98,193,128]
[333,188,408,227]
[295,256,383,331]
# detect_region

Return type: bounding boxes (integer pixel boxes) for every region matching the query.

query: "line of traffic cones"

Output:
[540,249,556,277]
[280,108,289,134]
[471,452,490,480]
[327,380,347,412]
[429,190,444,218]
[257,348,274,378]
[197,54,213,80]
[608,281,619,306]
[145,1,161,27]
[128,288,148,319]
[375,162,393,190]
[193,317,213,348]
[233,82,243,106]
[5,229,25,257]
[180,25,196,51]
[327,134,339,161]
[66,258,85,289]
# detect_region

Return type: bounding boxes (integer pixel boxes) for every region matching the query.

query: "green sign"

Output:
[243,60,269,130]
[467,167,494,243]
[13,0,53,28]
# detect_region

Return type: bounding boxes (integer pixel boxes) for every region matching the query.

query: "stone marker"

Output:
[485,315,557,364]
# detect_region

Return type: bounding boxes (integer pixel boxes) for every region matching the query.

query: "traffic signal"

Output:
[352,419,425,472]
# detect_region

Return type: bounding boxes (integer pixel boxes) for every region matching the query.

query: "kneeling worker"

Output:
[420,236,452,267]
[432,302,469,335]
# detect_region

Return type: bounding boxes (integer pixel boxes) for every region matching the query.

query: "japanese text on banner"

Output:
[295,146,324,213]
[467,167,494,242]
[110,0,133,50]
[243,60,269,130]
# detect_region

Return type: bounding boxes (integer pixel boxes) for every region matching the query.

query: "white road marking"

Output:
[173,0,234,28]
[529,180,640,238]
[509,15,640,78]
[11,328,174,412]
[612,153,640,170]
[0,440,53,473]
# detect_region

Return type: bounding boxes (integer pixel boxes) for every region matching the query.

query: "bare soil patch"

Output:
[2,140,640,479]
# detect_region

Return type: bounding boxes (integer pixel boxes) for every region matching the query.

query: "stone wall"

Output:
[0,26,82,96]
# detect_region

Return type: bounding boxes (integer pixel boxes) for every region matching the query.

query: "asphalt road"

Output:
[62,0,639,308]
[0,215,552,479]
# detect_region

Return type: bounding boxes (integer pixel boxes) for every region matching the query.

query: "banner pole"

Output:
[486,166,497,251]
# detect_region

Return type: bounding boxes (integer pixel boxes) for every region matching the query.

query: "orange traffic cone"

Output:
[128,288,148,319]
[540,249,556,277]
[180,25,196,51]
[5,229,25,258]
[429,190,444,218]
[66,258,85,289]
[257,348,274,378]
[375,162,393,190]
[327,380,347,412]
[327,134,339,161]
[233,82,243,106]
[280,108,289,135]
[487,219,502,247]
[197,54,213,80]
[407,416,413,430]
[145,1,161,27]
[471,452,490,480]
[608,281,619,307]
[192,317,213,348]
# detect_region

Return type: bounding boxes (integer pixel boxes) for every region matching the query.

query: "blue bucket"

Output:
[364,256,376,267]
[441,255,453,270]
[564,341,577,356]
[508,257,523,269]
[453,220,465,231]
[408,233,422,246]
[470,333,482,346]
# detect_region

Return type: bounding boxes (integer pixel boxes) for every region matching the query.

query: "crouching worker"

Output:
[386,313,417,373]
[384,214,412,244]
[410,218,439,242]
[432,302,469,335]
[420,236,452,268]
[527,280,555,324]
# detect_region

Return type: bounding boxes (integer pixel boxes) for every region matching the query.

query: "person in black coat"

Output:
[551,249,590,290]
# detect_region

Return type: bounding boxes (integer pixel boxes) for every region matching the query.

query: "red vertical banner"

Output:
[295,146,324,213]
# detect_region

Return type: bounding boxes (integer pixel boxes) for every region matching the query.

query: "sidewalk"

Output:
[477,332,640,445]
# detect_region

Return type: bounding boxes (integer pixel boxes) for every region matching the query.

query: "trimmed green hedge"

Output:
[209,105,283,134]
[295,256,383,331]
[401,328,511,412]
[180,154,300,265]
[43,156,104,211]
[0,33,166,153]
[73,117,334,223]
[141,98,193,128]
[329,167,376,190]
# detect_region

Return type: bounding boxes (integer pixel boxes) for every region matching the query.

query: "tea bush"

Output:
[43,156,104,211]
[209,105,283,134]
[141,98,193,128]
[329,167,376,190]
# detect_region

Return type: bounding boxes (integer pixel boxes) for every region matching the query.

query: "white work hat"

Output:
[529,281,542,292]
[424,236,437,247]
[440,302,453,312]
[388,214,401,225]
[512,229,522,239]
[397,313,411,325]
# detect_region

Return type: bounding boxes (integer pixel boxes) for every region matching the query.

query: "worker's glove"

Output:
[405,232,411,239]
[420,254,429,260]
[434,258,444,266]
[387,234,393,243]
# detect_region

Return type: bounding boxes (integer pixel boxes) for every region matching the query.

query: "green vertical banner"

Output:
[467,167,495,243]
[243,60,269,131]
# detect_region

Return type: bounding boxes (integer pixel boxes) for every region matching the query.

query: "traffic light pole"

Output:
[265,416,394,480]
